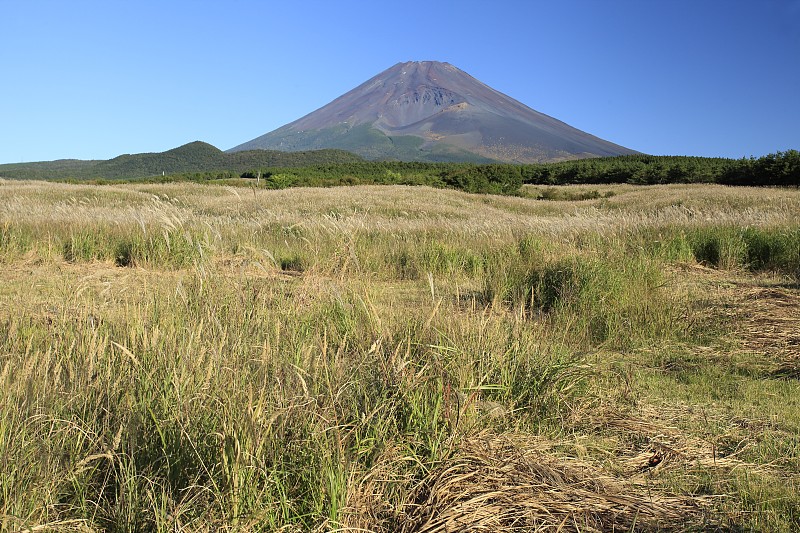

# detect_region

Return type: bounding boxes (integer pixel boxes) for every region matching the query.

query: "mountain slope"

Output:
[230,61,638,163]
[0,142,364,180]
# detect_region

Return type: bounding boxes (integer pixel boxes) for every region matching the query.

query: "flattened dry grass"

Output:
[735,283,800,378]
[398,432,714,532]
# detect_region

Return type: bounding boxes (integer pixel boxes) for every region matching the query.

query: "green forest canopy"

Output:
[196,150,800,194]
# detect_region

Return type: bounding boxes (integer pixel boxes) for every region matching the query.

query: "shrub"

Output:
[485,252,682,348]
[280,254,306,272]
[110,231,204,268]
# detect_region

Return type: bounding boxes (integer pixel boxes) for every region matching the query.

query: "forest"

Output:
[4,147,798,196]
[520,150,800,187]
[161,150,800,194]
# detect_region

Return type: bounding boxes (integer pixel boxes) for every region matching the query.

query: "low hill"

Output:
[0,141,364,180]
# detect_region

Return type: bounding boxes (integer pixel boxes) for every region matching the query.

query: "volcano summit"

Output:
[230,61,638,163]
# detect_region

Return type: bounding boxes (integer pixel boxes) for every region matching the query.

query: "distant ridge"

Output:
[0,142,364,180]
[230,61,638,163]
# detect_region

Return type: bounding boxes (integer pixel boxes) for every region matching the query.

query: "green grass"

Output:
[686,225,800,273]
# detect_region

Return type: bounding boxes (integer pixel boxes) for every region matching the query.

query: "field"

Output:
[1,179,799,532]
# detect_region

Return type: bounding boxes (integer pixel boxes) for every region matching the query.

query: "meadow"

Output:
[1,179,799,532]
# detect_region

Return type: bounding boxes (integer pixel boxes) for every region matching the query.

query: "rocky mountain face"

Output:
[229,61,638,163]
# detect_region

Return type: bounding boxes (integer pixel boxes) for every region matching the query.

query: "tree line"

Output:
[52,150,799,195]
[519,150,799,187]
[233,151,799,193]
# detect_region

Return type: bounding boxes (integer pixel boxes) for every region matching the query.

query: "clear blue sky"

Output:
[1,0,798,163]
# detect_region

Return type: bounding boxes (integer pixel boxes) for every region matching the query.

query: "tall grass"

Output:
[686,225,800,273]
[2,181,799,530]
[0,264,589,530]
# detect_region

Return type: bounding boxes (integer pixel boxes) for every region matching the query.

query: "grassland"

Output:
[1,179,799,532]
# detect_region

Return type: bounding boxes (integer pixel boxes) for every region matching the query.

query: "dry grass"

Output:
[1,180,799,531]
[734,283,800,378]
[4,180,800,237]
[398,432,714,532]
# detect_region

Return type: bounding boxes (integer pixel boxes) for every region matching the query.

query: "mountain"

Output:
[229,61,638,163]
[0,142,364,180]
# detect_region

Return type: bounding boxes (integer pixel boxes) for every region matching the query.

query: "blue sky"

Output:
[1,0,798,163]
